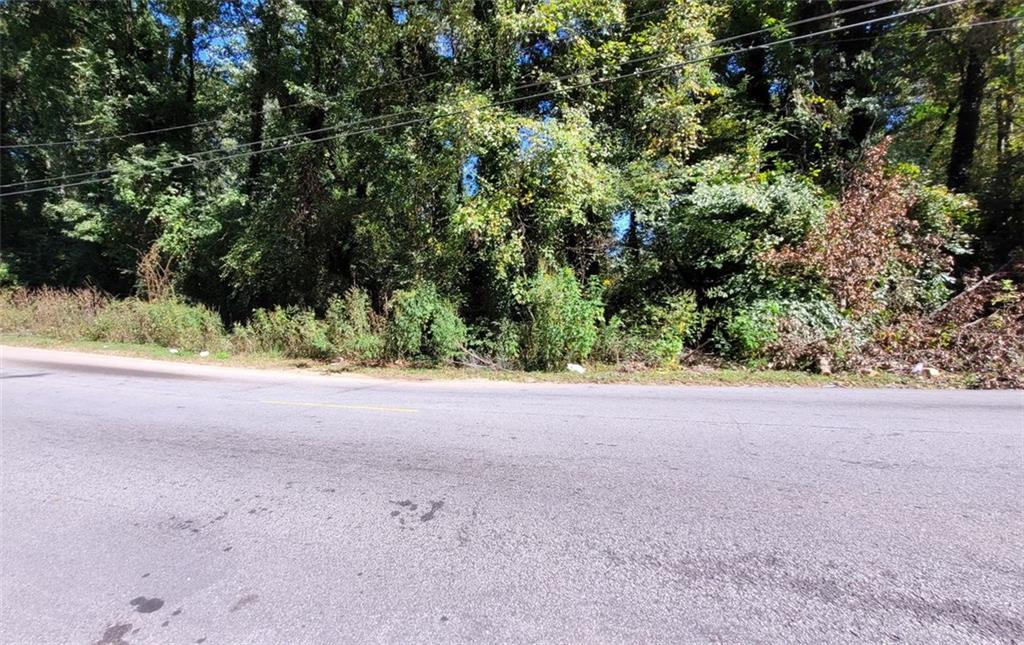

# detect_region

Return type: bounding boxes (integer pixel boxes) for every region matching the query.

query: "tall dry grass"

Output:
[0,287,108,339]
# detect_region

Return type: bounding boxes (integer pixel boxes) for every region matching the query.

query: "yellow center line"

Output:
[261,399,418,414]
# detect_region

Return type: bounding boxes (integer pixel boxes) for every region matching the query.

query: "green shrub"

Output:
[713,296,862,368]
[592,315,634,364]
[713,300,783,362]
[642,293,699,365]
[91,298,226,351]
[518,268,603,370]
[0,260,18,288]
[387,283,466,363]
[594,293,699,366]
[325,287,385,362]
[467,318,521,368]
[232,306,332,359]
[0,287,107,339]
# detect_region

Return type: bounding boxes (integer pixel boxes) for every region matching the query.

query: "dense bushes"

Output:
[596,293,699,366]
[231,306,334,359]
[229,284,468,364]
[0,288,225,351]
[2,241,1020,387]
[387,283,466,362]
[90,299,226,351]
[325,288,385,363]
[518,268,603,370]
[231,287,390,361]
[862,260,1024,388]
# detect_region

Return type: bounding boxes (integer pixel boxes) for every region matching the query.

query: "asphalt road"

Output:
[1,346,1022,644]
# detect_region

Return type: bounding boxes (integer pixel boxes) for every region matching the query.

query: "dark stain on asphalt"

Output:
[141,573,150,578]
[161,620,169,628]
[603,547,1024,640]
[172,608,182,616]
[95,624,132,645]
[223,546,233,552]
[440,616,449,623]
[8,359,206,381]
[230,594,259,612]
[196,638,206,644]
[390,510,400,517]
[392,500,417,511]
[838,458,895,470]
[130,596,164,613]
[322,488,337,493]
[421,500,444,522]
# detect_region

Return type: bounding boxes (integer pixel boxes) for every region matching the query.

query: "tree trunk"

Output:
[995,45,1015,166]
[795,0,833,98]
[625,209,640,261]
[246,86,265,188]
[744,45,771,108]
[836,1,897,151]
[947,50,987,191]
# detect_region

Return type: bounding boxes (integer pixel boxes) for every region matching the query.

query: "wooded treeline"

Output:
[1,0,1021,376]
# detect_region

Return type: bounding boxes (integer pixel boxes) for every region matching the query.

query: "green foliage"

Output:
[518,268,603,370]
[324,288,385,362]
[643,293,701,365]
[388,283,467,363]
[667,169,826,272]
[91,299,226,352]
[713,300,784,362]
[467,319,521,367]
[713,296,859,368]
[595,293,699,366]
[0,260,19,287]
[232,306,333,359]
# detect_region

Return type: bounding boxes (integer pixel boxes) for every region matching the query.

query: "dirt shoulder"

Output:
[0,333,960,389]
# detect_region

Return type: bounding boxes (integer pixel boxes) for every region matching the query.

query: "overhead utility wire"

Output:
[0,0,902,151]
[0,0,969,198]
[0,0,916,189]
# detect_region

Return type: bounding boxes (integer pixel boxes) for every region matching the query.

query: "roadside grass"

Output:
[0,333,953,388]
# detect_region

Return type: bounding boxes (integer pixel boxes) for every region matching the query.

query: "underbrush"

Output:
[2,273,1020,388]
[230,286,458,363]
[0,287,107,340]
[859,260,1024,388]
[91,299,227,352]
[0,288,225,352]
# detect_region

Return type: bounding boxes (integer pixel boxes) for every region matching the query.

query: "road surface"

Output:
[1,346,1022,644]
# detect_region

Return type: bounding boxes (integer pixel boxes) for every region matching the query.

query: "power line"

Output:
[0,0,969,196]
[0,7,675,151]
[826,15,1020,44]
[0,0,902,152]
[0,0,923,190]
[0,0,970,198]
[0,21,832,188]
